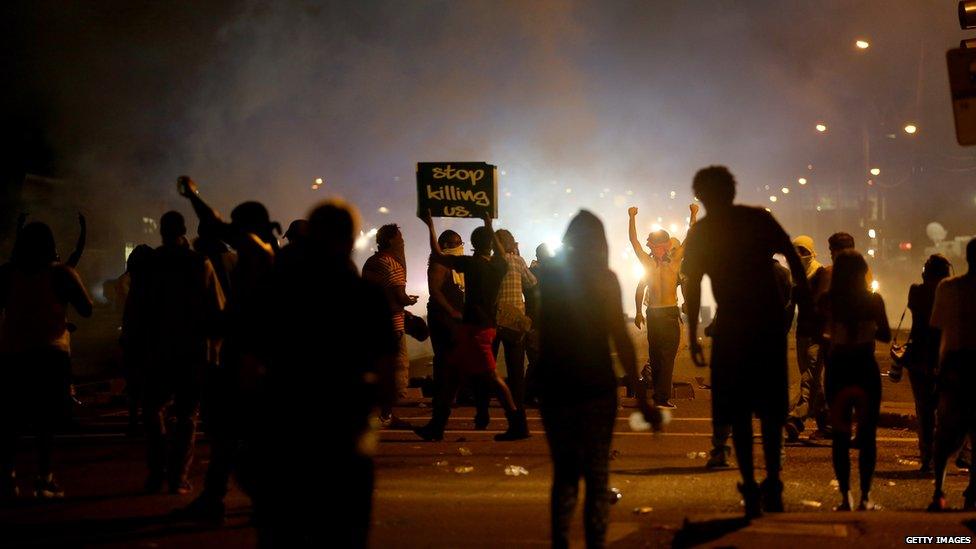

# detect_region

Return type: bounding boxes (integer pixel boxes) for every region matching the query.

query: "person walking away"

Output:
[172,176,277,521]
[928,239,976,511]
[120,244,155,436]
[537,210,657,549]
[821,250,890,511]
[524,243,550,405]
[906,255,951,472]
[138,211,225,495]
[786,235,829,441]
[492,229,537,409]
[363,224,418,427]
[252,199,397,547]
[0,222,93,501]
[414,212,528,442]
[682,166,810,518]
[628,203,698,408]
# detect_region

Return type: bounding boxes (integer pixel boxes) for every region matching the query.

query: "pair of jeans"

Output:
[493,327,526,408]
[541,395,617,549]
[644,306,680,405]
[788,336,826,430]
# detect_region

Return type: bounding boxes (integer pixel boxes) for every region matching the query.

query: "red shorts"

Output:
[451,325,497,374]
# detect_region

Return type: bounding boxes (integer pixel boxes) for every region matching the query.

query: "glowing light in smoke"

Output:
[378,206,389,214]
[868,229,877,239]
[867,249,876,258]
[651,223,663,232]
[669,190,677,199]
[904,124,917,134]
[769,196,778,203]
[816,123,827,133]
[870,168,880,176]
[669,223,679,234]
[355,227,378,250]
[565,188,573,194]
[871,280,880,293]
[632,262,646,280]
[546,238,563,254]
[781,187,790,194]
[855,39,870,49]
[798,178,807,185]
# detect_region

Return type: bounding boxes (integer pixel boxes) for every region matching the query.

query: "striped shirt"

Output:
[363,252,407,333]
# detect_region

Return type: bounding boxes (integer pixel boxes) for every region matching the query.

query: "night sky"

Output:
[3,1,972,310]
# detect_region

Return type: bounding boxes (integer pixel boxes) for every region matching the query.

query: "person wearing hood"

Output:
[786,235,828,441]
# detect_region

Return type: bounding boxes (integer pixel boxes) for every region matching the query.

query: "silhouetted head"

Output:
[828,232,855,261]
[437,230,463,251]
[692,166,736,211]
[536,243,552,264]
[231,201,279,249]
[495,229,516,254]
[376,224,403,253]
[159,211,187,245]
[831,249,869,296]
[284,219,309,243]
[922,254,951,284]
[126,244,154,276]
[471,226,492,255]
[308,199,359,261]
[968,238,976,272]
[562,210,609,267]
[12,222,58,269]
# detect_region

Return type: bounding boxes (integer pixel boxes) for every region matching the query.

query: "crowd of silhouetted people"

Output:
[1,166,976,548]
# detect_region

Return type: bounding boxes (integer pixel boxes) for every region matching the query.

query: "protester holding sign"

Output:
[414,211,529,442]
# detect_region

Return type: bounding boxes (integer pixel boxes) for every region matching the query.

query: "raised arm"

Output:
[65,213,86,268]
[483,213,505,259]
[627,207,651,261]
[177,176,235,244]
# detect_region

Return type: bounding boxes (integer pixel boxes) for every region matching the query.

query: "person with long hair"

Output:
[906,254,951,472]
[0,222,93,501]
[536,210,655,548]
[822,250,890,511]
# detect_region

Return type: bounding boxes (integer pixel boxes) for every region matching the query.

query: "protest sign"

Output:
[417,162,498,218]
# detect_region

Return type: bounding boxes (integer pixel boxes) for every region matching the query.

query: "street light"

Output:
[816,123,828,132]
[870,168,881,176]
[769,195,778,203]
[904,124,918,134]
[855,39,870,50]
[868,228,877,239]
[798,177,807,185]
[781,187,790,194]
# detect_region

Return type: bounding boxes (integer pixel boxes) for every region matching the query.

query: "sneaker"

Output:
[738,482,761,519]
[655,401,677,410]
[705,446,731,469]
[834,492,853,511]
[857,499,881,511]
[171,495,225,523]
[927,493,949,512]
[33,474,64,499]
[169,480,193,495]
[413,424,444,442]
[784,421,801,443]
[760,478,784,513]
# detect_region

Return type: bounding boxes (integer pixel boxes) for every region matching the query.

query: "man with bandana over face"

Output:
[628,203,698,408]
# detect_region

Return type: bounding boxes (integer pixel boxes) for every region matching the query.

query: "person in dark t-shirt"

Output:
[415,212,528,442]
